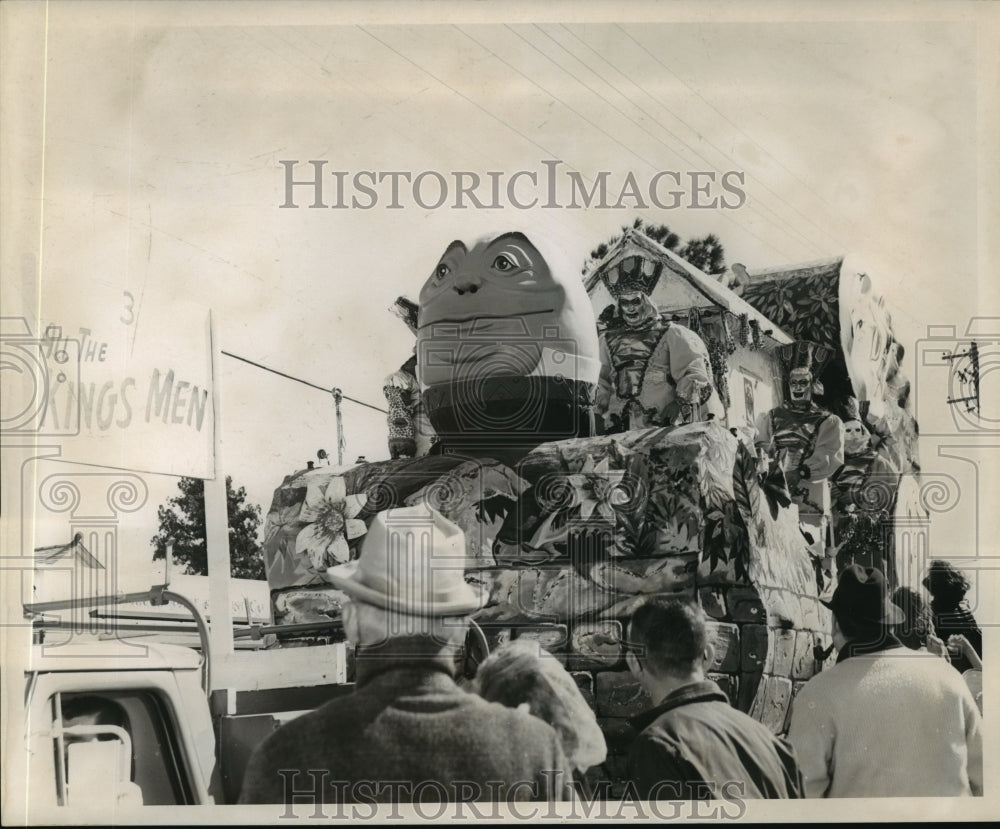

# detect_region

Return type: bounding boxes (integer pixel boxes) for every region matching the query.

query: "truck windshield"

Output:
[54,690,194,806]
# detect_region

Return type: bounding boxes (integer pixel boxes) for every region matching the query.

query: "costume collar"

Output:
[835,631,904,664]
[354,635,459,688]
[627,679,727,732]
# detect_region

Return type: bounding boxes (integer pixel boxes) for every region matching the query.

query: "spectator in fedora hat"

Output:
[787,564,983,798]
[240,505,574,805]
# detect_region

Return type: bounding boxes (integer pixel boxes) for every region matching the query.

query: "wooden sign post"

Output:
[205,311,234,670]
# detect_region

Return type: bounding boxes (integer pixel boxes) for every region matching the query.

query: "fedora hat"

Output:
[821,564,904,626]
[324,505,487,616]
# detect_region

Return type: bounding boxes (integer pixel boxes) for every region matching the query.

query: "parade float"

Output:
[260,227,924,791]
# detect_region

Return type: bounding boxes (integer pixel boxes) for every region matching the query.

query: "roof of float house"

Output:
[745,256,844,285]
[584,228,794,345]
[740,256,845,353]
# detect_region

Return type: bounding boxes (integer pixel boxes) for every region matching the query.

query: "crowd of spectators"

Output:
[240,507,984,805]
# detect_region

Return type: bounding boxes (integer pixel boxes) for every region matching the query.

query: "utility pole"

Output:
[331,388,345,465]
[943,341,980,416]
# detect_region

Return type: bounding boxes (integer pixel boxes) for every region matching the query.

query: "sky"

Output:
[3,1,998,586]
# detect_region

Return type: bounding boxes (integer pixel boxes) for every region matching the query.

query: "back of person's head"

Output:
[628,596,712,678]
[891,586,935,650]
[823,564,902,644]
[323,505,486,650]
[60,695,136,779]
[922,559,971,609]
[349,599,470,650]
[833,613,878,643]
[473,639,606,774]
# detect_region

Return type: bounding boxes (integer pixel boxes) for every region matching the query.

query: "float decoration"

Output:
[416,231,600,453]
[403,458,526,566]
[741,262,842,352]
[384,296,435,459]
[707,336,731,408]
[263,421,787,622]
[294,478,368,572]
[738,313,751,348]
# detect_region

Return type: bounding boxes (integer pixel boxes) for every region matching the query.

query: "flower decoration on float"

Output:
[568,455,630,522]
[528,455,630,555]
[294,477,368,572]
[722,313,737,355]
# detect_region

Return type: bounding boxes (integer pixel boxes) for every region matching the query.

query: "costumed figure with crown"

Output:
[755,341,845,587]
[755,341,845,496]
[383,296,437,459]
[595,258,722,434]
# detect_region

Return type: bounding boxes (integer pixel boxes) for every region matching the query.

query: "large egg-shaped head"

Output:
[416,231,600,443]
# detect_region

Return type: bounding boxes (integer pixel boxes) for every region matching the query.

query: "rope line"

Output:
[221,350,388,413]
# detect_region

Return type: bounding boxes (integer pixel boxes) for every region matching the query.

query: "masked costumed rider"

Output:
[755,341,845,499]
[830,401,899,575]
[595,256,722,433]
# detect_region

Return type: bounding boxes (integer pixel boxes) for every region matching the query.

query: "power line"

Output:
[547,23,832,259]
[357,25,596,187]
[352,24,633,257]
[603,24,885,263]
[262,24,602,259]
[221,350,388,413]
[459,23,805,263]
[541,23,828,258]
[607,24,855,231]
[316,24,810,267]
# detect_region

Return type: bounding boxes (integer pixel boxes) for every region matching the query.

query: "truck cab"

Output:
[24,640,219,810]
[18,566,359,814]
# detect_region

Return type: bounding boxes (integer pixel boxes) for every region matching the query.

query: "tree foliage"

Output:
[679,233,726,275]
[583,217,727,276]
[150,476,265,579]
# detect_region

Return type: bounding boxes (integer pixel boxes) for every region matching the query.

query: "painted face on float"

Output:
[787,367,813,407]
[416,232,600,389]
[617,290,652,327]
[843,419,870,455]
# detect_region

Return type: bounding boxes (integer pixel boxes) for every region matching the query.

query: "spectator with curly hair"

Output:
[472,639,607,794]
[923,559,983,674]
[891,586,946,656]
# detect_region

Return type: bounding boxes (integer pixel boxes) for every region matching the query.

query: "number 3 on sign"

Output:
[121,291,136,326]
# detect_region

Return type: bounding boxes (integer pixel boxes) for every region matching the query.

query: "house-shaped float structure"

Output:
[582,229,926,586]
[583,227,794,438]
